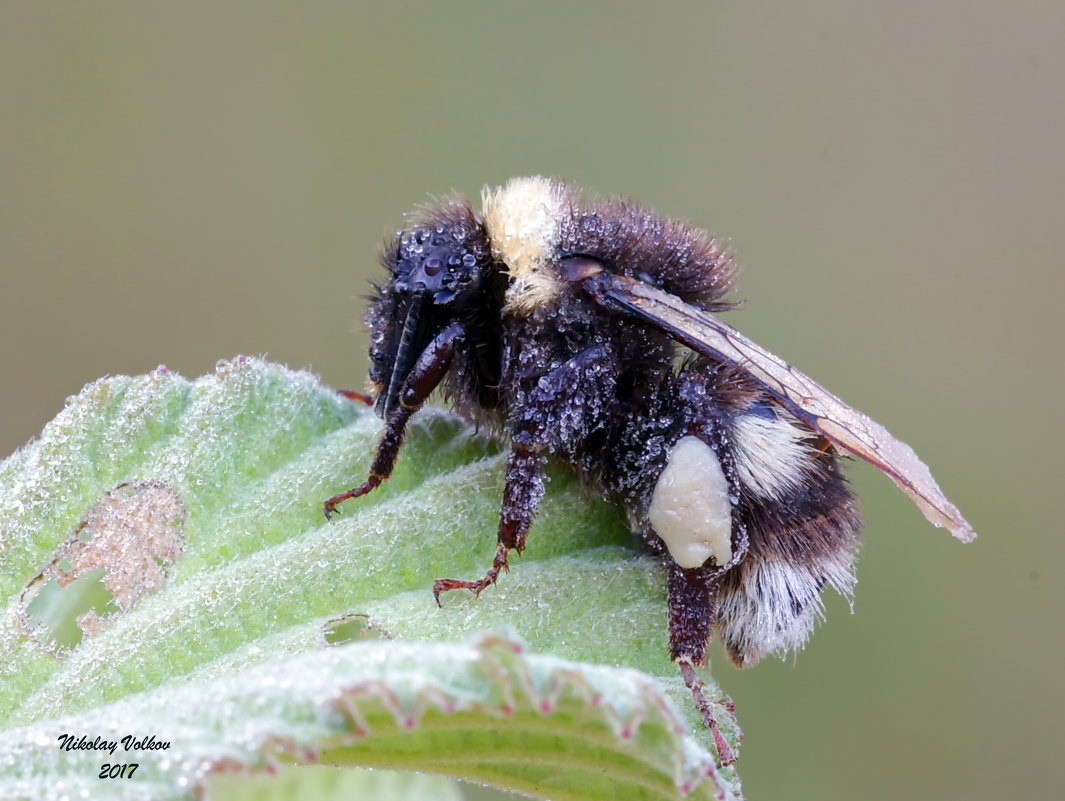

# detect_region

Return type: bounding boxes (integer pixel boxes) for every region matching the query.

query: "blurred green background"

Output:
[1,2,1061,799]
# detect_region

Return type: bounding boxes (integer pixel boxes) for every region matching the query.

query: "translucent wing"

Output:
[584,270,976,542]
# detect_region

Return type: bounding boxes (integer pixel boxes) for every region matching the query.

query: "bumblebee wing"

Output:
[585,270,975,542]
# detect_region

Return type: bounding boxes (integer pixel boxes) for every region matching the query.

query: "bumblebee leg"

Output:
[324,405,414,519]
[433,447,544,603]
[337,389,374,406]
[678,658,737,766]
[434,344,613,601]
[324,321,465,519]
[667,561,719,666]
[668,562,737,765]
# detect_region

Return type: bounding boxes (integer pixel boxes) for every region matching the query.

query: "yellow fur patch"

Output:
[482,177,565,315]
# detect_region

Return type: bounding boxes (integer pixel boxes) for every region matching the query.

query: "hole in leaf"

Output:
[20,481,186,653]
[323,613,388,646]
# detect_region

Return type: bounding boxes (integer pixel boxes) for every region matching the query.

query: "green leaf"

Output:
[0,358,742,800]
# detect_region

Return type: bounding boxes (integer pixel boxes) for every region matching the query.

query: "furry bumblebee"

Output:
[325,177,975,763]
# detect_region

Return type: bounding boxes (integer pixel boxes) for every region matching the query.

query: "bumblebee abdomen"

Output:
[590,357,861,667]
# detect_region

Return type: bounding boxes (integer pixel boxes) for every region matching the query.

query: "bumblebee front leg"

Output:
[324,321,465,519]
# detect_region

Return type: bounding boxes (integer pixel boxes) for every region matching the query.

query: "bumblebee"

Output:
[325,177,974,763]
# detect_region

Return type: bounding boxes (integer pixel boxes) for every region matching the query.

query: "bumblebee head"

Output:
[368,214,494,418]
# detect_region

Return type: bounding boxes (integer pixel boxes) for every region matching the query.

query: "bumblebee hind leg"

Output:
[666,560,739,765]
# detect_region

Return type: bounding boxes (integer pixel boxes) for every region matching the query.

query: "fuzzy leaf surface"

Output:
[0,358,741,800]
